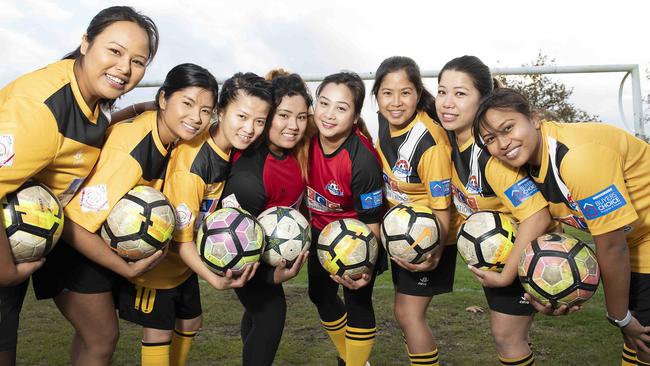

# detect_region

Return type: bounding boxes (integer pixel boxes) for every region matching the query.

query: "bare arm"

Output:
[176,241,258,290]
[0,225,44,285]
[470,208,552,287]
[62,218,162,279]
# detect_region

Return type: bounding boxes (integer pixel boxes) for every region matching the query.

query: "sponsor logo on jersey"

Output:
[392,158,412,180]
[417,276,429,286]
[504,177,539,207]
[382,172,409,203]
[577,184,627,220]
[429,179,451,198]
[557,214,589,231]
[58,177,85,207]
[306,186,342,212]
[0,134,15,167]
[174,203,193,229]
[79,184,109,212]
[518,295,530,305]
[451,184,479,217]
[360,189,382,209]
[325,180,344,196]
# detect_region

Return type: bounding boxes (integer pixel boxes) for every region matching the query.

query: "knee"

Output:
[78,325,119,356]
[178,315,203,332]
[394,303,423,329]
[490,323,525,351]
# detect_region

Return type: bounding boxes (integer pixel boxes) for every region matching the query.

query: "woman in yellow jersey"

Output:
[437,56,551,366]
[371,56,453,366]
[46,63,218,366]
[475,88,650,366]
[118,72,273,366]
[0,6,158,366]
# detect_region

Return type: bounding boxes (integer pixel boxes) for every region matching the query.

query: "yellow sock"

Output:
[345,326,376,366]
[322,313,348,361]
[499,352,534,365]
[142,342,171,366]
[638,357,650,366]
[170,329,197,366]
[408,349,439,366]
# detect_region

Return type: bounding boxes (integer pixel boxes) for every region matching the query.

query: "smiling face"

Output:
[267,95,309,154]
[216,91,270,151]
[435,70,482,143]
[76,21,150,109]
[479,108,543,168]
[157,86,215,145]
[377,70,419,130]
[314,82,357,149]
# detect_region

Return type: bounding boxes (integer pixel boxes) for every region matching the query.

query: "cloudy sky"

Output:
[2,0,648,137]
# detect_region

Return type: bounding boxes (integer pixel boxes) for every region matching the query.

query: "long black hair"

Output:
[155,63,219,109]
[372,56,438,121]
[63,6,159,63]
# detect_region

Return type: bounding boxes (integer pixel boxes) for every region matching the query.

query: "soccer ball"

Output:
[519,233,600,308]
[101,186,175,260]
[1,181,64,263]
[197,207,265,276]
[381,203,440,263]
[257,206,311,267]
[456,211,517,272]
[317,218,378,278]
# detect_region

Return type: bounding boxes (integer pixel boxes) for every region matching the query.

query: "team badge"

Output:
[0,134,15,167]
[79,184,109,212]
[392,159,411,180]
[466,175,481,194]
[325,180,344,196]
[175,203,193,229]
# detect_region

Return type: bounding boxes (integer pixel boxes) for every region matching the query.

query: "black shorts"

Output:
[118,274,202,330]
[483,279,534,316]
[0,280,29,351]
[33,239,119,298]
[391,244,457,297]
[629,272,650,326]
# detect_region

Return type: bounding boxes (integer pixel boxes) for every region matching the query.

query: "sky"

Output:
[1,0,648,138]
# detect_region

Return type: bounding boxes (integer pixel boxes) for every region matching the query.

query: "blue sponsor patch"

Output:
[577,184,627,220]
[360,189,383,209]
[429,179,451,198]
[504,177,539,207]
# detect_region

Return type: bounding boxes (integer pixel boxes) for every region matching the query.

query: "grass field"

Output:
[17,230,619,365]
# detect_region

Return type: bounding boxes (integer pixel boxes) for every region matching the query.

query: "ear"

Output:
[80,34,90,56]
[531,111,542,130]
[158,91,167,110]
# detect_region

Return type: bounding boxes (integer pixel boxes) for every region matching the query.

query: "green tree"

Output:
[499,51,599,122]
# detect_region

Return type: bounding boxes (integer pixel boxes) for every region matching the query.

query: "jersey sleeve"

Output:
[0,97,59,198]
[164,170,206,243]
[221,157,266,217]
[64,147,144,232]
[560,143,637,236]
[417,144,452,210]
[485,157,548,222]
[351,150,384,224]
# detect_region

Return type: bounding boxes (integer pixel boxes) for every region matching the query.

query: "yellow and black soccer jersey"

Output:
[528,121,650,273]
[376,111,452,211]
[65,110,169,232]
[132,126,231,289]
[0,59,110,204]
[449,133,548,231]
